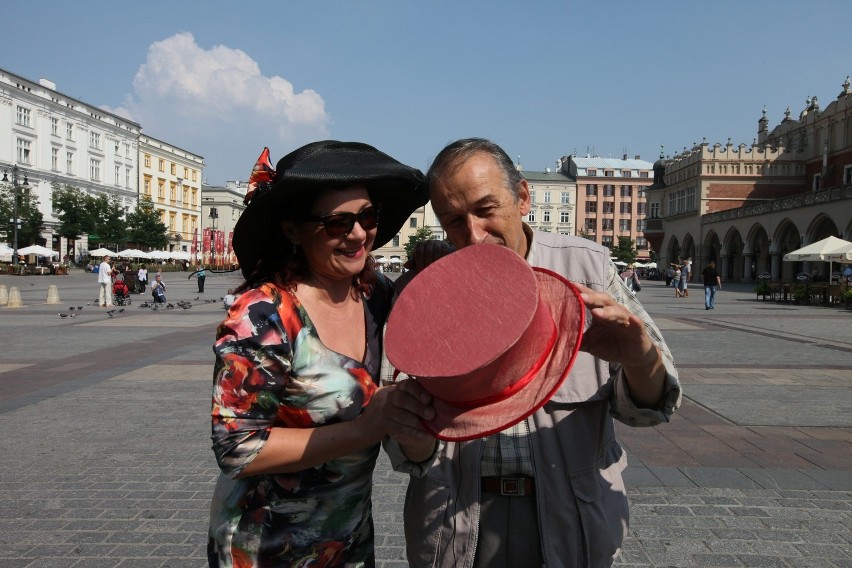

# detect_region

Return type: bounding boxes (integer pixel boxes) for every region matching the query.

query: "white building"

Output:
[0,67,141,260]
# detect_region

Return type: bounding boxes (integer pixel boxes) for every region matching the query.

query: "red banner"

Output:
[191,228,198,258]
[215,231,225,268]
[202,228,212,265]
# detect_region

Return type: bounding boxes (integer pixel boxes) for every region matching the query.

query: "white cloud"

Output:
[111,32,330,183]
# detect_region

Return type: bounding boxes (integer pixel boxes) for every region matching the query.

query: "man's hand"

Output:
[383,378,437,462]
[396,240,454,292]
[574,283,666,407]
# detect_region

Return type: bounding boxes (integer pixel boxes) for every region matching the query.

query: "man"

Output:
[702,259,722,310]
[97,255,113,307]
[386,138,681,567]
[151,274,167,303]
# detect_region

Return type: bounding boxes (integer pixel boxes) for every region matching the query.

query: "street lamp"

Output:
[2,165,30,267]
[208,206,218,267]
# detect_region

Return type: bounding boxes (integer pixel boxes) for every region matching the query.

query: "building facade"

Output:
[521,170,577,236]
[560,155,654,258]
[138,135,204,254]
[200,181,247,268]
[371,205,427,267]
[0,67,140,260]
[646,77,852,282]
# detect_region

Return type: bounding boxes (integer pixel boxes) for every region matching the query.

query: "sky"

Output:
[3,0,851,186]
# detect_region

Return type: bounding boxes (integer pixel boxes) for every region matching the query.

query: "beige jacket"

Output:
[389,230,681,568]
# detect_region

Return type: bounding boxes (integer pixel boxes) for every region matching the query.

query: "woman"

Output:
[209,141,434,567]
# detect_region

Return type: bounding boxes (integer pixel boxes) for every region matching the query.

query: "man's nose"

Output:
[462,217,487,246]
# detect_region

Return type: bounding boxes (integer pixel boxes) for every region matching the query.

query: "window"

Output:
[603,185,614,197]
[171,163,177,175]
[543,210,551,223]
[90,158,101,181]
[586,184,597,196]
[115,165,121,186]
[619,219,631,231]
[622,170,632,178]
[51,117,59,136]
[159,159,165,173]
[529,190,536,204]
[639,171,649,178]
[604,170,613,177]
[126,168,132,188]
[587,169,597,176]
[114,141,120,155]
[170,182,177,202]
[66,123,74,141]
[650,202,660,218]
[561,192,570,204]
[602,219,613,231]
[192,170,198,182]
[144,178,152,197]
[90,131,101,150]
[637,203,647,215]
[812,173,821,191]
[845,165,852,185]
[527,209,536,222]
[16,106,31,127]
[183,187,189,204]
[144,154,151,168]
[158,180,165,199]
[636,219,646,232]
[585,202,597,213]
[667,187,696,215]
[602,202,614,214]
[66,151,74,174]
[544,192,551,204]
[125,143,131,158]
[52,147,59,171]
[585,219,596,231]
[636,237,648,249]
[620,202,632,214]
[409,217,417,228]
[638,188,646,199]
[184,167,189,179]
[560,211,571,223]
[17,139,31,164]
[602,236,613,248]
[392,235,400,247]
[620,185,632,197]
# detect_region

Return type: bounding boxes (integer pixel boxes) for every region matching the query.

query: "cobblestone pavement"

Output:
[0,270,849,567]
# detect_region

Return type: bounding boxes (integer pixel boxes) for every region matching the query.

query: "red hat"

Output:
[385,244,585,441]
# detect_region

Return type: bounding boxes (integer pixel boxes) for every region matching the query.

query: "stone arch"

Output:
[666,235,681,267]
[775,218,803,282]
[703,230,721,265]
[746,222,771,277]
[722,226,744,281]
[680,233,696,262]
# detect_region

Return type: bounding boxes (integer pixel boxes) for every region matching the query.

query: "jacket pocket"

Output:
[570,461,629,567]
[404,475,453,567]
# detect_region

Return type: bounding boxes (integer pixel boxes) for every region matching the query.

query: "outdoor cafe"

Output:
[756,236,852,308]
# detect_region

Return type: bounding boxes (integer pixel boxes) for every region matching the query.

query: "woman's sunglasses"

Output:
[300,205,380,238]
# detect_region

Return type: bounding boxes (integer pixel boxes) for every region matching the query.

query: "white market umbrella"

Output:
[826,241,852,262]
[89,248,115,257]
[17,245,59,258]
[116,248,150,259]
[643,262,658,269]
[783,235,852,281]
[147,250,171,259]
[170,250,191,261]
[613,260,628,267]
[0,244,12,263]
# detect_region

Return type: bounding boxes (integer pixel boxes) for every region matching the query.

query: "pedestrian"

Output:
[195,265,206,293]
[702,259,722,309]
[674,265,683,297]
[620,263,641,296]
[678,261,689,297]
[151,274,166,303]
[384,138,681,568]
[665,264,674,286]
[208,141,433,567]
[97,255,113,307]
[137,264,148,294]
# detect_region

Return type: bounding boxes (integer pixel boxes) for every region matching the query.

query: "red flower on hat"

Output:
[243,147,276,205]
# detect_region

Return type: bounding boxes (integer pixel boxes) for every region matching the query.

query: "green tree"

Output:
[97,195,129,250]
[0,188,44,248]
[53,185,96,255]
[403,227,436,260]
[611,236,637,264]
[126,197,169,250]
[576,228,596,241]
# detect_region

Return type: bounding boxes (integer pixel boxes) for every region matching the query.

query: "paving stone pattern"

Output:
[0,270,849,567]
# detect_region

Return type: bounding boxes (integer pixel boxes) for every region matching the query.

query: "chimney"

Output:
[634,155,641,160]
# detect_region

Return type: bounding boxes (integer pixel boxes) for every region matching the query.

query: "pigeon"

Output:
[69,313,77,318]
[118,308,125,313]
[106,309,116,316]
[86,302,91,306]
[69,306,76,311]
[166,303,175,309]
[77,306,83,310]
[59,313,68,318]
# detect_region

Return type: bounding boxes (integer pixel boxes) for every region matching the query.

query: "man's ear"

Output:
[516,179,532,216]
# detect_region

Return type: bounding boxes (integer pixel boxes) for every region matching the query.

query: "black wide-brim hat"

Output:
[233,141,427,278]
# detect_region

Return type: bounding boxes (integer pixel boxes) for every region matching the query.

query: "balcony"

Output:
[644,218,664,234]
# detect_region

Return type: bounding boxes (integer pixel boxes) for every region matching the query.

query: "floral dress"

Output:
[209,277,392,567]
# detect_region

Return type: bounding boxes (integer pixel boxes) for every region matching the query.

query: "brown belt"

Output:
[481,476,535,497]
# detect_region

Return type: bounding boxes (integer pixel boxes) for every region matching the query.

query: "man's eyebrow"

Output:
[435,195,501,218]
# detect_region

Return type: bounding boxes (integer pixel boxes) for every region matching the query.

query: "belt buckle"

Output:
[500,477,525,496]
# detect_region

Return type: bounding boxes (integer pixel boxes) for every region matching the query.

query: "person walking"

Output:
[195,265,206,293]
[97,255,114,307]
[136,264,148,294]
[674,265,683,297]
[702,259,722,309]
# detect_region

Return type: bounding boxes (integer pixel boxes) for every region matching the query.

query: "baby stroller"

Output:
[112,279,132,306]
